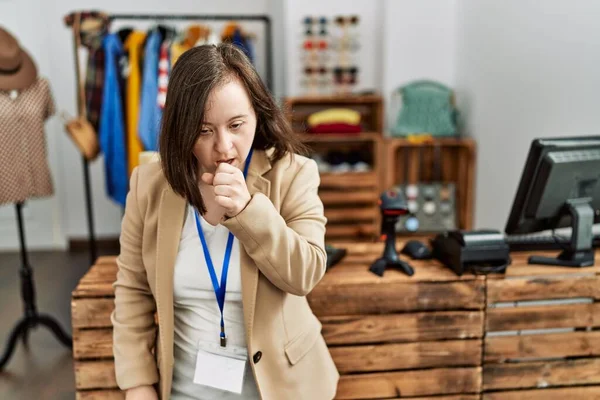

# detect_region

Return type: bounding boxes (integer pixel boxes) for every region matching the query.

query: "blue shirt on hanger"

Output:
[99,33,128,207]
[139,30,162,151]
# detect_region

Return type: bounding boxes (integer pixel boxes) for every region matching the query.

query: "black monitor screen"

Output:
[505,136,600,235]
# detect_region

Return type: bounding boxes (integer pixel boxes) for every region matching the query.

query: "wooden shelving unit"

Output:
[383,137,476,231]
[284,95,384,241]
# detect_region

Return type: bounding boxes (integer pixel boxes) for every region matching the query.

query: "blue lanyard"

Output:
[193,149,253,347]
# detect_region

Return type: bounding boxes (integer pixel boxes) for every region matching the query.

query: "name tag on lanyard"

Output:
[194,339,248,394]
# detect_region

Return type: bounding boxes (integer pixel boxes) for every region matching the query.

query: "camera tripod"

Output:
[0,202,72,370]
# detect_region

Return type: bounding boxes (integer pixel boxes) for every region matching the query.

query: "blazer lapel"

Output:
[156,187,186,373]
[240,150,271,343]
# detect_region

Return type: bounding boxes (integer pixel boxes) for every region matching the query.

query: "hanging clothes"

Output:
[157,39,170,109]
[221,22,254,63]
[183,24,210,47]
[0,78,56,205]
[138,29,162,151]
[99,33,128,207]
[123,31,146,174]
[63,11,109,132]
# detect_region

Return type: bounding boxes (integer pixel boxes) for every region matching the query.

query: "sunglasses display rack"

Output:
[300,15,360,96]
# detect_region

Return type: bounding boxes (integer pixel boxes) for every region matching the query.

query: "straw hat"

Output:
[0,27,37,90]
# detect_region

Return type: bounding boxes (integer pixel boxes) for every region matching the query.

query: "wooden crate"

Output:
[383,137,476,231]
[308,241,485,399]
[71,256,122,400]
[283,94,384,133]
[482,250,600,400]
[283,95,385,241]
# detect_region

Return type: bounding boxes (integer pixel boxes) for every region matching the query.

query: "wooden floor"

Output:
[0,247,117,400]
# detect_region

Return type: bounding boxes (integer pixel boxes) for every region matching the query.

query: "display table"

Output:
[70,242,600,400]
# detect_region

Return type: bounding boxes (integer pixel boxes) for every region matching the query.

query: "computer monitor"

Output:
[505,136,600,267]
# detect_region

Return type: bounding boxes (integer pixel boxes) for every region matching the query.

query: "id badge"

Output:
[193,339,248,394]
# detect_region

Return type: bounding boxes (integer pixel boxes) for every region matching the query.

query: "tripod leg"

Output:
[35,314,73,348]
[0,318,29,370]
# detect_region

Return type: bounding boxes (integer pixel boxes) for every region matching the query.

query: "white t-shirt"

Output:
[171,205,260,399]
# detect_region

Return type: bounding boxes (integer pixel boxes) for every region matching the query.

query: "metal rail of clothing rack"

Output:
[66,12,273,266]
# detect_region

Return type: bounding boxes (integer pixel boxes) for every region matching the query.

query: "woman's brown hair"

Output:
[159,43,307,214]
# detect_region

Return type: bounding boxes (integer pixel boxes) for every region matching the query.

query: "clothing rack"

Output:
[66,12,273,265]
[108,13,273,90]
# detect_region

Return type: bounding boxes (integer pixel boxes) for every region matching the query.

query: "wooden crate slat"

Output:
[325,239,433,257]
[485,330,600,363]
[335,367,481,399]
[319,190,379,205]
[330,339,481,373]
[483,358,600,391]
[487,274,600,304]
[319,172,379,189]
[486,303,600,332]
[441,146,458,183]
[309,280,485,316]
[325,223,377,238]
[74,360,117,390]
[321,311,483,345]
[319,262,479,286]
[482,386,600,400]
[72,298,115,328]
[462,145,476,230]
[286,94,383,104]
[73,284,117,298]
[76,390,124,400]
[374,396,480,400]
[95,256,117,264]
[73,262,118,298]
[73,328,114,359]
[325,208,378,223]
[489,251,600,278]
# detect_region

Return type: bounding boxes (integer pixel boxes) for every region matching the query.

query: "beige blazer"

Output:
[111,149,339,399]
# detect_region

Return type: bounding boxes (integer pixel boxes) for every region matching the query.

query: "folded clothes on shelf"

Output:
[308,122,361,134]
[306,108,362,134]
[310,150,370,173]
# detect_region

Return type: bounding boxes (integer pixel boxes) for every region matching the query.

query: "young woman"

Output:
[111,43,339,400]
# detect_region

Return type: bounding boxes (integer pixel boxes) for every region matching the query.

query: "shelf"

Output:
[285,95,384,241]
[319,172,379,189]
[385,137,476,148]
[298,132,381,142]
[286,94,382,104]
[319,190,379,206]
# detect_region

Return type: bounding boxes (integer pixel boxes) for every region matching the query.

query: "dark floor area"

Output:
[0,247,117,400]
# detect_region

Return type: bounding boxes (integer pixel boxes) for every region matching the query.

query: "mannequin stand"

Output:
[0,202,72,370]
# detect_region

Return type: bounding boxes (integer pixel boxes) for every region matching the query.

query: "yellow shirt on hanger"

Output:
[170,41,189,66]
[123,31,146,175]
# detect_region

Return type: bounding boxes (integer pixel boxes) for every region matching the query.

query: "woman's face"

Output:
[193,77,257,176]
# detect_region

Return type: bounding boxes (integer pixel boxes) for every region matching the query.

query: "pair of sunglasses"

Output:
[334,16,359,25]
[303,40,328,50]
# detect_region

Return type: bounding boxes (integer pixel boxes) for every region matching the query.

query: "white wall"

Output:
[455,0,600,230]
[382,0,457,131]
[1,0,284,250]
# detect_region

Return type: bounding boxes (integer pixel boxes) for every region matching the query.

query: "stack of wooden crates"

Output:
[71,248,600,399]
[284,95,477,240]
[283,95,384,241]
